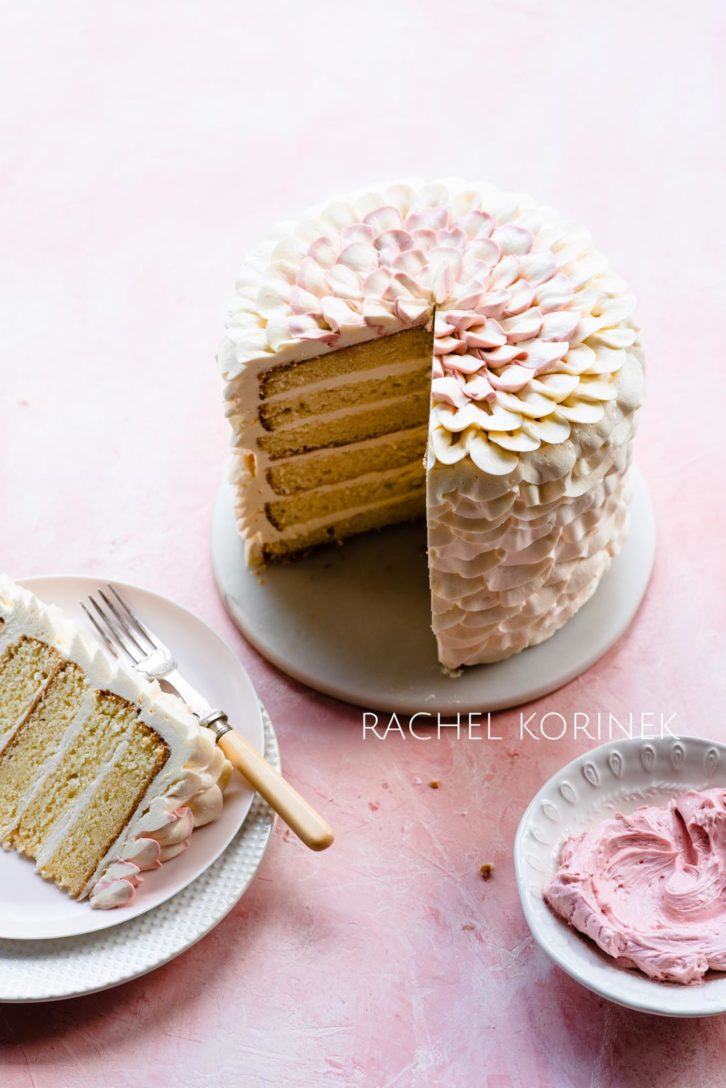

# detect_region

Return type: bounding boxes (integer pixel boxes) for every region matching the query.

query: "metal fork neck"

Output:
[198,710,232,742]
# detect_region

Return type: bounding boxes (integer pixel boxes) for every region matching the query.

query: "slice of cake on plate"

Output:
[0,576,230,909]
[218,179,644,668]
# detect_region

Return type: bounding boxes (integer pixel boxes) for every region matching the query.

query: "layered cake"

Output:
[219,179,644,667]
[0,577,230,908]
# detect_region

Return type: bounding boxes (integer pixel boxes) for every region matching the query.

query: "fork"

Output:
[81,586,334,851]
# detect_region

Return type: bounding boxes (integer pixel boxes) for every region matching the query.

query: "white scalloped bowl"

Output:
[515,736,726,1017]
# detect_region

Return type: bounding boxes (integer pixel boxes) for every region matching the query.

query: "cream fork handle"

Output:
[217,728,334,851]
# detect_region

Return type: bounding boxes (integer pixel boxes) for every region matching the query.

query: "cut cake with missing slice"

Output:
[218,178,644,668]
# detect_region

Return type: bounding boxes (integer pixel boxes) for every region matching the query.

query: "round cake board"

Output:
[212,468,655,715]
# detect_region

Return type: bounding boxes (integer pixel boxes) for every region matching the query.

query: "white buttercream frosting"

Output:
[219,177,640,474]
[428,351,643,666]
[0,577,230,908]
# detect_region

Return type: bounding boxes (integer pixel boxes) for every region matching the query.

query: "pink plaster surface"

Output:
[1,1,725,1084]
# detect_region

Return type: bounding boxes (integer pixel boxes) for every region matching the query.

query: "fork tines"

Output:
[81,586,157,666]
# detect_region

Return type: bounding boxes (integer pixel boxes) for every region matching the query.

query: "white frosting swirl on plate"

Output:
[220,178,640,475]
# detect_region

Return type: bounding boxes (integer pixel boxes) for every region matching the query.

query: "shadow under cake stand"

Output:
[212,468,655,714]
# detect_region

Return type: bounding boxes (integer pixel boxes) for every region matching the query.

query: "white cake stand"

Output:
[212,469,655,714]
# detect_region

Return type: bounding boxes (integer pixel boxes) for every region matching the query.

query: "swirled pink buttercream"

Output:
[545,789,726,985]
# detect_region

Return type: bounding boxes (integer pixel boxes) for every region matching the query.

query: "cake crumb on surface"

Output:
[480,863,494,881]
[429,780,441,789]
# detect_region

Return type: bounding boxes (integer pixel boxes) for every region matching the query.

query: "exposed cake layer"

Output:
[226,325,431,435]
[225,325,432,564]
[39,719,170,898]
[0,661,88,839]
[266,425,427,496]
[0,578,231,908]
[265,461,425,530]
[427,350,643,667]
[260,370,429,431]
[0,636,61,744]
[262,492,426,561]
[256,392,430,460]
[11,689,142,859]
[257,325,431,399]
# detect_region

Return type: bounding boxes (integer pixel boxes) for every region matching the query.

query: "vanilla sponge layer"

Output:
[257,391,431,460]
[266,461,425,530]
[11,688,139,860]
[0,636,170,899]
[257,325,432,399]
[262,493,426,561]
[259,365,430,432]
[227,325,432,563]
[0,635,60,743]
[267,426,428,496]
[40,720,168,897]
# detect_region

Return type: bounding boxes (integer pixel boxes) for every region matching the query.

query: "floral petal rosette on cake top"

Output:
[219,179,644,668]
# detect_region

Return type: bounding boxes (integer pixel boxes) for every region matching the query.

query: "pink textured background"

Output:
[2,2,725,1084]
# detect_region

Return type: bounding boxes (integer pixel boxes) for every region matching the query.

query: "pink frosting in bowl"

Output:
[544,789,726,985]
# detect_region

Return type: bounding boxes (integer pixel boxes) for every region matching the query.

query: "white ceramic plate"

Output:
[0,705,278,1002]
[212,467,655,714]
[515,736,726,1017]
[0,575,264,941]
